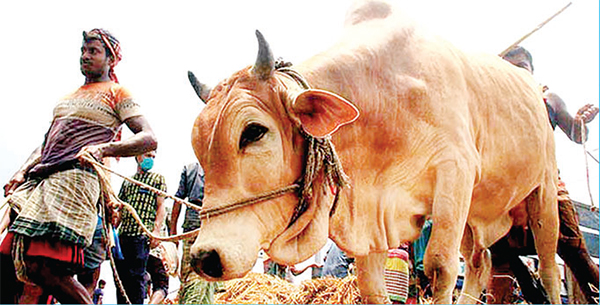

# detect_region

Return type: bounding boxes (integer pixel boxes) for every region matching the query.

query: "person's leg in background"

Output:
[115,235,149,305]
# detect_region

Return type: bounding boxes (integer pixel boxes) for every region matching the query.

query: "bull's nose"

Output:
[191,249,224,279]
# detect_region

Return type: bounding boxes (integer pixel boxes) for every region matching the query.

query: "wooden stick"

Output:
[499,2,572,57]
[586,150,599,164]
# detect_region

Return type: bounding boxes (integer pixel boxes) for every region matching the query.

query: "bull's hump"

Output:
[345,0,393,26]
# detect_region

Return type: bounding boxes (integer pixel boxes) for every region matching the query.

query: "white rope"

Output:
[81,153,201,243]
[579,117,597,212]
[80,152,299,242]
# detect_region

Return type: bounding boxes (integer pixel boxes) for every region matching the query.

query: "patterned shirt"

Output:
[118,171,167,236]
[30,81,141,177]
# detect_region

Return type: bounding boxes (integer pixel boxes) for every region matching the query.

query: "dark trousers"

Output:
[489,197,599,304]
[115,235,149,305]
[0,253,22,304]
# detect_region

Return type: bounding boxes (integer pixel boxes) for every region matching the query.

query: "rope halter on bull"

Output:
[275,59,350,225]
[79,63,349,243]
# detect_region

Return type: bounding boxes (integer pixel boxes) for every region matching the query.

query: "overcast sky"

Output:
[0,0,597,300]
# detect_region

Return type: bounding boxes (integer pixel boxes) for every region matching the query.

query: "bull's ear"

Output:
[188,71,211,104]
[292,89,359,137]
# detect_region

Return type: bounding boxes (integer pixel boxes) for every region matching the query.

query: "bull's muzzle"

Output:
[190,248,224,279]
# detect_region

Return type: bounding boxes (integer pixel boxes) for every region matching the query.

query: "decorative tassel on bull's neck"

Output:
[275,58,349,226]
[289,130,349,226]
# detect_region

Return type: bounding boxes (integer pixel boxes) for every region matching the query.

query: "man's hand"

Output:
[110,207,122,228]
[4,171,26,197]
[575,104,599,124]
[77,143,110,162]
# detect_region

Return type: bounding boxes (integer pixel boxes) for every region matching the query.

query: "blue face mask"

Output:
[139,157,154,171]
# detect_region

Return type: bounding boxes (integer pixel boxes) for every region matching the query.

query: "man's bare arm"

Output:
[546,93,598,143]
[3,146,42,196]
[151,195,167,248]
[78,115,157,160]
[170,201,182,236]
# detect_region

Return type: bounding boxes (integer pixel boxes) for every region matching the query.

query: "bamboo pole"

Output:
[499,2,572,57]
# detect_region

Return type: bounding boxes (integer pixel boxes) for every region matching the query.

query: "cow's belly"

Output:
[470,133,548,218]
[470,176,537,221]
[467,168,543,246]
[331,181,430,255]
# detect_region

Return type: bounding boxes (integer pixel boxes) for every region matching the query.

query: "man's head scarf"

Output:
[83,29,122,83]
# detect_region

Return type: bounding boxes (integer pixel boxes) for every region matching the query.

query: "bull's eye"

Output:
[239,123,268,149]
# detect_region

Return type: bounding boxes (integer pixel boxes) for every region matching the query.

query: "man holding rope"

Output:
[487,45,599,304]
[0,28,157,304]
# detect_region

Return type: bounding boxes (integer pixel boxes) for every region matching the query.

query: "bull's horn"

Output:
[251,30,274,81]
[188,71,211,104]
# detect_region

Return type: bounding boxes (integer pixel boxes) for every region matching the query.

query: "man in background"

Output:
[170,162,219,304]
[115,150,167,304]
[93,279,106,304]
[322,243,355,278]
[488,45,599,304]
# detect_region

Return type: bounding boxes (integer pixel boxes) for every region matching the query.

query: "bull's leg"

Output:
[526,185,562,304]
[426,160,475,304]
[356,252,390,304]
[457,225,491,304]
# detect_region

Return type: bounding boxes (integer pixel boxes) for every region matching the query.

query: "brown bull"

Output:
[187,1,562,303]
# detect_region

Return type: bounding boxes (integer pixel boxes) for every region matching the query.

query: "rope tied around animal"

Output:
[80,131,347,240]
[289,131,349,225]
[80,152,300,243]
[275,58,350,225]
[76,59,349,242]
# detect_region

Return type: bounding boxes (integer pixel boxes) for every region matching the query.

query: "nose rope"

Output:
[76,60,348,242]
[199,183,301,220]
[79,152,300,243]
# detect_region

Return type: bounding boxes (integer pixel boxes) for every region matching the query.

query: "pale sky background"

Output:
[0,0,597,303]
